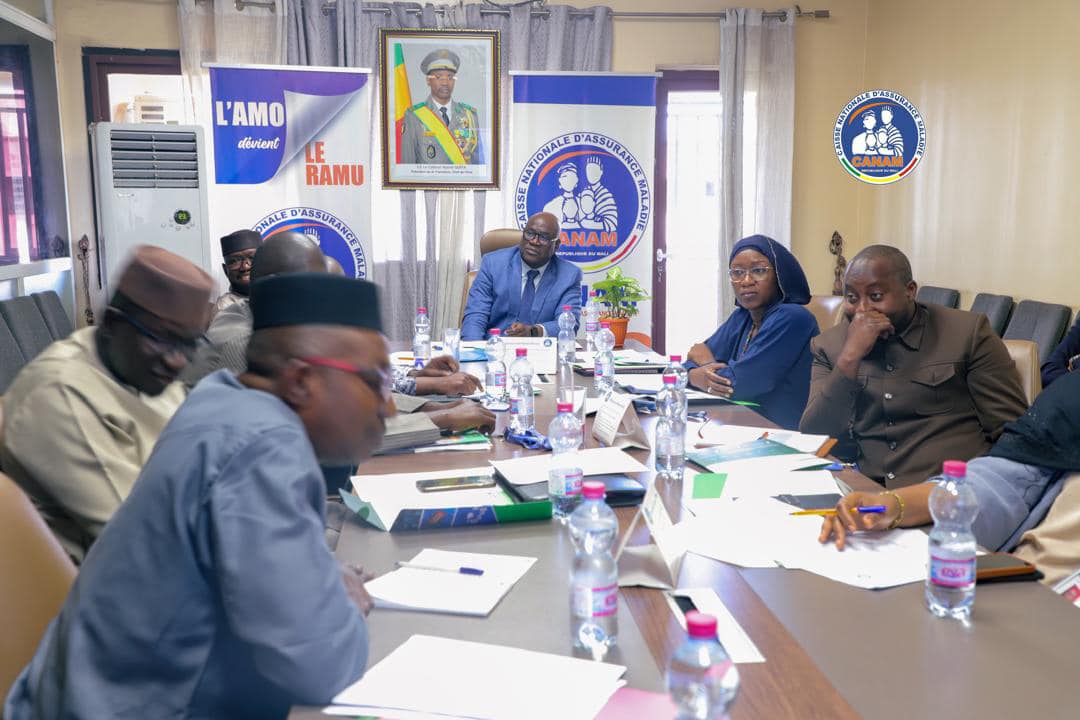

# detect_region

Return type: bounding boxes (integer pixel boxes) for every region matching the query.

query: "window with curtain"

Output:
[0,45,44,265]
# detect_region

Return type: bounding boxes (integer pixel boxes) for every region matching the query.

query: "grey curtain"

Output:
[717,7,795,316]
[286,1,612,340]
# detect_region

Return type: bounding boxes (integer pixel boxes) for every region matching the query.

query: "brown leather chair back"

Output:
[479,228,521,256]
[0,472,76,699]
[806,294,845,332]
[459,270,478,325]
[1004,339,1041,406]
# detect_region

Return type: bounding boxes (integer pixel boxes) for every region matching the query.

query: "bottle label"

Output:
[492,371,506,387]
[572,583,618,619]
[586,321,599,333]
[558,469,583,496]
[594,365,604,378]
[929,554,976,588]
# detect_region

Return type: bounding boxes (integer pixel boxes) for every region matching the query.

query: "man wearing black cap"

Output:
[212,228,262,318]
[400,48,483,165]
[5,273,386,719]
[0,245,214,562]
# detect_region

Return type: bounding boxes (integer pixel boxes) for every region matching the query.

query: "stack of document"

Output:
[366,548,536,616]
[375,414,443,454]
[331,634,626,719]
[661,496,929,589]
[491,446,648,486]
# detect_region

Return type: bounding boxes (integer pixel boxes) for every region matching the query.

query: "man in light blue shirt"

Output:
[5,273,391,719]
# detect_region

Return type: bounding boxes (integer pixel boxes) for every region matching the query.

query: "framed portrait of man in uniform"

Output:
[379,28,500,189]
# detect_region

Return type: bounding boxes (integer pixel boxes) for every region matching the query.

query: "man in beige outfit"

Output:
[1,245,213,561]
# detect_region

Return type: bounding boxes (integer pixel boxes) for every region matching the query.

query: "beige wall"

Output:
[859,0,1079,310]
[53,0,179,317]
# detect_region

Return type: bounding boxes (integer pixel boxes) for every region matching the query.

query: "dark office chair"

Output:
[915,285,960,309]
[968,293,1014,336]
[0,297,53,363]
[32,291,73,341]
[0,315,27,395]
[1003,300,1072,365]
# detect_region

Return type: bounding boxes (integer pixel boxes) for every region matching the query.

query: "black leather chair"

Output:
[0,297,53,362]
[916,285,960,309]
[32,291,73,341]
[968,293,1014,336]
[0,315,27,395]
[1003,300,1072,365]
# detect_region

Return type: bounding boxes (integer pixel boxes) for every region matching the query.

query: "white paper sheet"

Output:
[692,469,840,505]
[665,588,766,664]
[490,446,648,486]
[333,635,626,720]
[322,707,472,719]
[366,549,536,617]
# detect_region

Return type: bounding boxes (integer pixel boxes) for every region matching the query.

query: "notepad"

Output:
[365,549,536,616]
[333,634,626,719]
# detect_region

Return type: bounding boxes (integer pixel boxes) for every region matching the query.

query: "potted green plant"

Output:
[591,266,650,348]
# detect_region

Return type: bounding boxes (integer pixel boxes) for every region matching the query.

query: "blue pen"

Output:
[825,462,859,472]
[396,561,484,576]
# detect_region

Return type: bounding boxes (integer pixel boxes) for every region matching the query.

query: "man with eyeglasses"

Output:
[800,245,1027,489]
[0,245,213,562]
[212,228,262,319]
[5,273,386,719]
[461,211,583,340]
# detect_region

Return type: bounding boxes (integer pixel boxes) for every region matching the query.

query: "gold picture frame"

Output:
[378,28,501,189]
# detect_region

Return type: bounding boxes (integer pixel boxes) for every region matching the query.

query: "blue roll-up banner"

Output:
[208,65,372,278]
[511,72,657,335]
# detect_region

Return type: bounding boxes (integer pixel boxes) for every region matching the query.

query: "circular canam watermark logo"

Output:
[253,207,368,278]
[834,90,926,185]
[516,132,651,273]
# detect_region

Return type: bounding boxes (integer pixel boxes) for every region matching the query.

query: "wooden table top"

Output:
[293,373,1080,719]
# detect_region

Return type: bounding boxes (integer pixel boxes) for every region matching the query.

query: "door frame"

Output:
[652,69,719,356]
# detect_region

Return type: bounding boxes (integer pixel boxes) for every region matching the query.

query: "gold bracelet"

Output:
[882,491,905,530]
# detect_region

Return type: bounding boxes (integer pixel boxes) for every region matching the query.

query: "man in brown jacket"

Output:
[800,245,1027,488]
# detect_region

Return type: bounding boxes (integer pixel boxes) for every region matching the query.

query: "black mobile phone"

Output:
[975,553,1043,584]
[415,475,496,493]
[671,594,699,617]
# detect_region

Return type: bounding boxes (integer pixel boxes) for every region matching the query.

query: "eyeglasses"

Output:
[523,228,558,244]
[728,266,772,282]
[109,307,204,359]
[224,252,256,268]
[299,356,393,399]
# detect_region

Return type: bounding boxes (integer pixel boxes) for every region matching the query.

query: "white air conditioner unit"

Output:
[90,123,212,300]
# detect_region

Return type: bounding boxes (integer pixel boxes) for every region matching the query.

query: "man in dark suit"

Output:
[461,212,583,340]
[800,245,1028,488]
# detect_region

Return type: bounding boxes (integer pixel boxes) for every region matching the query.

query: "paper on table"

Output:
[365,548,536,616]
[491,446,648,486]
[665,587,765,664]
[349,467,511,530]
[690,423,831,455]
[333,634,626,720]
[322,706,473,719]
[698,469,840,504]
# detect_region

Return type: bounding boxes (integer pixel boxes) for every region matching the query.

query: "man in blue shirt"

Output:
[461,212,583,340]
[5,273,391,719]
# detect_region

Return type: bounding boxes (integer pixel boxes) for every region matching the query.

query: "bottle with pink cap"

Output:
[926,459,980,619]
[667,611,740,719]
[483,328,508,409]
[548,401,584,520]
[412,306,430,368]
[655,374,686,483]
[568,480,618,659]
[594,321,616,398]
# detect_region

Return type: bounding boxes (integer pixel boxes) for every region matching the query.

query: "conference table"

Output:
[292,373,1080,719]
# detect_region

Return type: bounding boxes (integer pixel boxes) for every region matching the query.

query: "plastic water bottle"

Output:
[509,347,534,432]
[548,402,584,521]
[926,460,979,619]
[412,307,431,369]
[583,290,601,353]
[655,375,686,483]
[484,328,507,408]
[665,355,690,424]
[557,305,577,393]
[569,480,618,659]
[667,611,740,720]
[594,321,616,398]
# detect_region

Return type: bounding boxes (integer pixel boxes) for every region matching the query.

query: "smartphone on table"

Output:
[415,475,496,493]
[975,553,1043,584]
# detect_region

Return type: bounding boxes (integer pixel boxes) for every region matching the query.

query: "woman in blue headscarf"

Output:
[685,235,819,429]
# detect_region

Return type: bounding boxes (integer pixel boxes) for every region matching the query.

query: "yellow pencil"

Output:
[789,505,886,517]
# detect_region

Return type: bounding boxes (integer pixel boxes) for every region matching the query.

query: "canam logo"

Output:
[516,132,651,273]
[834,90,926,185]
[254,207,368,279]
